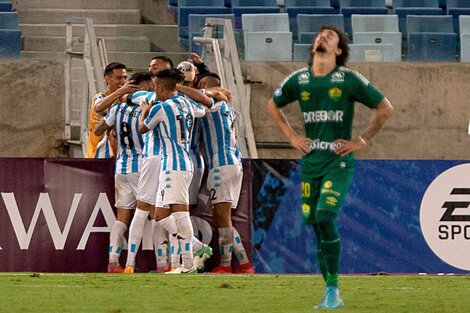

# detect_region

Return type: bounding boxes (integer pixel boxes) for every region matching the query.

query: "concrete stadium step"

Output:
[19,24,186,52]
[13,0,140,10]
[18,9,141,24]
[22,36,151,52]
[21,51,189,70]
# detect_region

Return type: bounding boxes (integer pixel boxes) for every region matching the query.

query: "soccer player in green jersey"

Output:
[266,25,394,309]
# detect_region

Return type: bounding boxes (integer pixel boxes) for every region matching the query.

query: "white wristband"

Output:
[358,136,367,146]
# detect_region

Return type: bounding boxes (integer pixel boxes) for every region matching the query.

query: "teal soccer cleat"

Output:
[314,286,344,309]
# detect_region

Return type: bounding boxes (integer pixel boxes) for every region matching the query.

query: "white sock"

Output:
[218,227,234,267]
[157,214,179,268]
[125,209,149,267]
[172,211,194,269]
[192,236,204,252]
[152,219,169,271]
[232,227,249,265]
[109,221,127,264]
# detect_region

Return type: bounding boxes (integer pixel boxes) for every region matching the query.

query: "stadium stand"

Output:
[0,11,21,58]
[0,1,12,12]
[351,14,401,61]
[177,0,231,46]
[242,13,292,61]
[338,0,388,38]
[283,0,335,38]
[231,0,281,29]
[349,42,395,61]
[293,43,311,61]
[393,0,444,38]
[188,14,236,55]
[446,0,470,33]
[406,15,457,61]
[459,15,470,62]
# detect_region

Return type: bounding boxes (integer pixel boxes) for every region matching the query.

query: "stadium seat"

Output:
[351,14,399,32]
[353,32,401,61]
[242,13,292,61]
[0,12,19,30]
[0,2,12,12]
[188,14,236,55]
[243,31,292,61]
[0,29,21,58]
[393,0,444,38]
[349,43,396,61]
[178,7,231,46]
[231,0,281,28]
[293,43,311,61]
[446,0,470,33]
[460,15,470,62]
[284,0,336,37]
[339,0,388,37]
[297,14,345,40]
[298,32,317,43]
[242,13,289,32]
[406,15,457,61]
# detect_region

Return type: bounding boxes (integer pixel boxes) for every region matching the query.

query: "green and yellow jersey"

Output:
[273,65,384,178]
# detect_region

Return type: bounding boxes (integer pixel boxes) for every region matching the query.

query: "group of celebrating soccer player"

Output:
[87,53,255,275]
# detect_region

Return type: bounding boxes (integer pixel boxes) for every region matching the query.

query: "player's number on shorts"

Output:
[302,182,311,198]
[210,188,217,201]
[176,114,194,143]
[120,122,134,150]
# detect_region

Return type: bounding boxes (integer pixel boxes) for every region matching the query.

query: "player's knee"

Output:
[316,209,339,240]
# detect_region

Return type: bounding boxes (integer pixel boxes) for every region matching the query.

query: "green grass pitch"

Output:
[0,273,469,312]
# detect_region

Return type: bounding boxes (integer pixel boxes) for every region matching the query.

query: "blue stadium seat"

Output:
[242,13,292,61]
[293,43,311,61]
[231,0,281,28]
[446,0,470,33]
[353,32,401,61]
[0,2,12,12]
[242,13,289,32]
[351,14,399,33]
[168,0,178,12]
[339,1,388,36]
[284,0,336,37]
[178,7,231,46]
[297,13,345,34]
[406,15,457,61]
[393,0,444,38]
[244,31,292,61]
[178,0,225,6]
[0,12,19,30]
[459,15,470,61]
[298,32,317,43]
[188,14,235,54]
[349,43,396,61]
[0,29,21,58]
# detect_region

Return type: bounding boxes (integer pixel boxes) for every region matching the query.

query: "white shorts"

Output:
[137,157,161,205]
[156,170,193,207]
[115,173,139,209]
[189,167,204,205]
[207,164,242,209]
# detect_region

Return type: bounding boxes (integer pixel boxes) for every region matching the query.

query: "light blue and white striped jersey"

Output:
[104,101,144,174]
[190,117,204,169]
[144,95,206,171]
[202,100,242,168]
[94,134,113,158]
[130,91,161,159]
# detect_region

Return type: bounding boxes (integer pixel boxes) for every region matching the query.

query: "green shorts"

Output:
[301,165,354,225]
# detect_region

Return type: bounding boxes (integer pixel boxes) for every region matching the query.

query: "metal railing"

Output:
[193,18,258,159]
[64,17,106,156]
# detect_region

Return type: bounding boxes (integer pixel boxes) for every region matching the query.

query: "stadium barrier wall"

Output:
[1,158,469,274]
[0,158,252,272]
[252,159,470,274]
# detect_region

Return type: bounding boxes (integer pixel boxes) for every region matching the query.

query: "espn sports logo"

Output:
[420,163,470,271]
